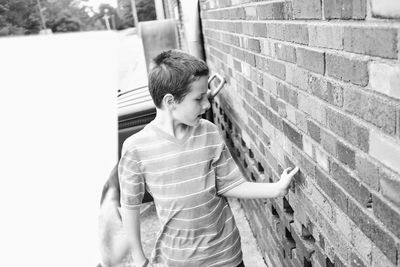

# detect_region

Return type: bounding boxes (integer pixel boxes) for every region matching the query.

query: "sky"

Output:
[84,0,118,9]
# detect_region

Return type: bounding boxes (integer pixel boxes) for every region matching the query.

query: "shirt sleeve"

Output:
[118,149,145,210]
[213,142,246,195]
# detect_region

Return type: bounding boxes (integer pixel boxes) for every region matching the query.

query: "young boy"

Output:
[118,50,299,267]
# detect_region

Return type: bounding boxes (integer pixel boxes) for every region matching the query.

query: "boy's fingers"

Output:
[288,166,299,177]
[283,167,292,174]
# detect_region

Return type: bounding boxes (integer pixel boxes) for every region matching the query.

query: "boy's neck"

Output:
[152,109,189,139]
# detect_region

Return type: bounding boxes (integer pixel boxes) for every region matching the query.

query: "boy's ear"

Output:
[163,94,175,110]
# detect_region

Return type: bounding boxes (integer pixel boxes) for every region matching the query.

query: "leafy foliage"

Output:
[117,0,156,29]
[0,0,157,36]
[0,0,41,36]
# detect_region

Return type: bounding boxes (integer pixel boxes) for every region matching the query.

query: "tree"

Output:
[43,0,102,32]
[0,0,105,36]
[0,0,41,36]
[136,0,156,22]
[117,0,156,29]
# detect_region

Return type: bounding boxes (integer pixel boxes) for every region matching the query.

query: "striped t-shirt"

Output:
[118,119,246,267]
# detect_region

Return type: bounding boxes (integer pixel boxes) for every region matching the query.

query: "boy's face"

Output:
[172,76,210,127]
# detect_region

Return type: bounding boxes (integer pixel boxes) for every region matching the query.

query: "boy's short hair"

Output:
[148,50,209,108]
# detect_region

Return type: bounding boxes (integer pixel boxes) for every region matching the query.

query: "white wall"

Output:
[0,31,118,267]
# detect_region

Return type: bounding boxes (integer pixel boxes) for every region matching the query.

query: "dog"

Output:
[98,164,132,267]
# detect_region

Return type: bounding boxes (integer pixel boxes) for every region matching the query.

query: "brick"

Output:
[347,199,397,264]
[298,92,327,126]
[307,120,321,143]
[261,39,276,58]
[320,128,337,156]
[297,47,325,74]
[326,81,343,107]
[336,141,356,169]
[286,104,296,125]
[233,59,242,72]
[293,0,321,19]
[316,168,348,212]
[257,87,265,102]
[255,55,265,70]
[331,161,371,207]
[313,209,351,262]
[351,226,373,265]
[267,23,286,41]
[326,53,369,86]
[326,108,369,152]
[334,255,347,267]
[355,154,379,191]
[277,99,287,118]
[235,22,243,33]
[369,129,400,174]
[372,193,400,239]
[303,135,314,158]
[244,51,256,66]
[263,74,277,95]
[334,208,353,242]
[233,47,244,61]
[371,0,400,18]
[371,244,395,267]
[369,62,400,100]
[257,2,286,20]
[315,146,329,172]
[284,23,309,45]
[379,168,400,206]
[351,252,367,267]
[245,6,257,19]
[265,58,286,80]
[283,121,303,150]
[277,82,298,108]
[324,0,366,19]
[344,27,398,59]
[295,109,307,133]
[246,38,261,53]
[253,22,267,37]
[309,24,344,50]
[286,64,309,91]
[275,43,296,63]
[308,74,328,100]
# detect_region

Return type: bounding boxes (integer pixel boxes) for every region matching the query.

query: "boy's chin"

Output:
[187,117,201,127]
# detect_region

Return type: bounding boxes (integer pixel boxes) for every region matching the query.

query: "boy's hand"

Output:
[277,167,299,197]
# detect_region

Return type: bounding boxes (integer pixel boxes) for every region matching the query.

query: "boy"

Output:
[119,50,299,267]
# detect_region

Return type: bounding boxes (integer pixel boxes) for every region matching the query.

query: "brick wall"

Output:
[199,0,400,266]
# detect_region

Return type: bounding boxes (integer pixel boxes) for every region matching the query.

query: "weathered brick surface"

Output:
[330,161,370,207]
[326,108,369,152]
[379,168,400,206]
[344,27,398,59]
[296,47,325,74]
[347,199,397,264]
[371,0,400,19]
[324,0,367,19]
[292,0,322,19]
[275,43,296,63]
[369,62,400,100]
[308,24,343,50]
[326,53,369,86]
[198,0,400,266]
[369,129,400,174]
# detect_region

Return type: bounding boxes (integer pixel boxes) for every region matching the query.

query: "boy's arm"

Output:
[120,208,148,266]
[222,167,299,199]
